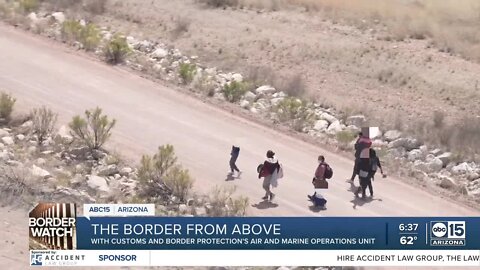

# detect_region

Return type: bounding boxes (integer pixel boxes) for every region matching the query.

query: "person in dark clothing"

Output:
[308,155,328,208]
[349,132,372,182]
[355,157,373,199]
[258,150,280,201]
[229,146,241,176]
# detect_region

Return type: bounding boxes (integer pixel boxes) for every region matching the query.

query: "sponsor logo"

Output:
[30,253,43,266]
[430,221,466,246]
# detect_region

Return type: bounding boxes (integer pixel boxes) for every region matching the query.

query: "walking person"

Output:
[369,148,386,182]
[308,155,330,208]
[258,150,280,201]
[348,132,372,183]
[229,145,241,177]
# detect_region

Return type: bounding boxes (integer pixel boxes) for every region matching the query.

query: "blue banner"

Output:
[76,217,479,250]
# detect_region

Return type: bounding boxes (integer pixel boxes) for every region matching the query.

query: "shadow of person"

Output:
[308,204,327,212]
[225,173,235,181]
[350,195,383,210]
[252,200,279,210]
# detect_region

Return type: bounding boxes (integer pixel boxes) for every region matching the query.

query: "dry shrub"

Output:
[69,107,116,151]
[0,166,35,207]
[171,17,191,39]
[0,92,16,121]
[275,97,315,131]
[274,73,306,97]
[198,0,239,8]
[206,186,249,217]
[30,106,58,145]
[245,66,277,87]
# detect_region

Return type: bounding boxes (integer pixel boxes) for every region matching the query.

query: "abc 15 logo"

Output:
[430,221,466,239]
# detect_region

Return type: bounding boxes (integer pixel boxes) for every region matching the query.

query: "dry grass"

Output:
[218,0,480,62]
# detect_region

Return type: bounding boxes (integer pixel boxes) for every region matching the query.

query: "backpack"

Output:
[323,163,333,179]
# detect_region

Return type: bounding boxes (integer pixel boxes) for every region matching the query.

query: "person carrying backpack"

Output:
[229,145,241,177]
[258,150,280,201]
[348,132,372,183]
[308,155,332,208]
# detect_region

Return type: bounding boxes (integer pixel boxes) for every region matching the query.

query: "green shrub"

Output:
[0,92,16,120]
[164,165,193,202]
[138,145,193,203]
[275,97,315,131]
[80,23,101,51]
[61,20,83,41]
[222,81,248,103]
[61,21,101,51]
[18,0,38,13]
[68,107,116,150]
[179,63,197,84]
[103,34,131,64]
[336,130,357,143]
[30,106,58,144]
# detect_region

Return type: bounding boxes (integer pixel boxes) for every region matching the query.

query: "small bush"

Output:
[62,20,101,51]
[336,130,357,146]
[30,106,58,144]
[164,165,193,202]
[103,34,131,64]
[69,107,116,150]
[222,81,248,103]
[18,0,38,13]
[275,73,306,97]
[433,111,445,129]
[171,17,190,39]
[0,92,16,120]
[80,23,101,51]
[206,186,249,217]
[192,73,217,96]
[61,20,83,42]
[138,145,193,203]
[275,97,315,131]
[178,63,197,84]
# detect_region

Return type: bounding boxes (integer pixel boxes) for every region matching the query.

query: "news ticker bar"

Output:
[74,217,477,250]
[30,250,480,267]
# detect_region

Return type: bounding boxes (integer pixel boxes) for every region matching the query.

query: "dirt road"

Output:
[0,24,478,269]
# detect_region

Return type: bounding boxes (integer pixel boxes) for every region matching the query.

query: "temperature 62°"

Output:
[400,236,417,245]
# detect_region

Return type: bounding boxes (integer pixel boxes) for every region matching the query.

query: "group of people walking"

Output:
[227,128,386,209]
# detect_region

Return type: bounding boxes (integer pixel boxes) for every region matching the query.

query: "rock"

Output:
[152,48,168,59]
[388,147,406,158]
[273,91,287,98]
[430,148,443,156]
[51,12,65,24]
[57,125,73,142]
[0,129,9,137]
[326,120,343,135]
[438,176,457,189]
[313,120,329,132]
[419,145,428,153]
[372,139,388,148]
[346,115,366,127]
[426,158,444,172]
[27,146,37,153]
[270,97,284,106]
[249,107,258,114]
[0,143,4,149]
[467,172,480,181]
[384,130,402,142]
[240,100,250,109]
[0,150,11,161]
[388,137,420,151]
[231,73,243,82]
[16,134,25,141]
[87,175,110,193]
[195,207,207,216]
[243,91,256,102]
[1,137,14,145]
[36,158,46,165]
[345,125,361,134]
[27,12,38,27]
[437,152,453,166]
[319,112,338,124]
[120,167,133,176]
[135,40,155,53]
[97,164,119,177]
[408,149,424,161]
[178,204,189,213]
[451,162,473,175]
[255,85,276,95]
[31,165,51,179]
